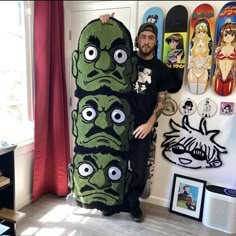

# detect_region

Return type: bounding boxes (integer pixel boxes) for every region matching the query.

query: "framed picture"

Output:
[220,102,234,115]
[169,174,207,221]
[163,98,178,116]
[197,98,217,118]
[179,98,197,116]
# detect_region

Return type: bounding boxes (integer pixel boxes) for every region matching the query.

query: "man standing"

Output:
[100,14,177,222]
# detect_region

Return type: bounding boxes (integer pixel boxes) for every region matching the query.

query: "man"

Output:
[100,14,177,222]
[183,186,192,197]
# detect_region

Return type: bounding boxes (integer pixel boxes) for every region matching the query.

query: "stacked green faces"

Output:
[67,18,137,211]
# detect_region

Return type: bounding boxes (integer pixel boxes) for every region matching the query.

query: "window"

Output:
[0,1,34,145]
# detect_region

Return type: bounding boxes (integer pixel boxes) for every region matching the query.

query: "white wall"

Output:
[15,141,34,210]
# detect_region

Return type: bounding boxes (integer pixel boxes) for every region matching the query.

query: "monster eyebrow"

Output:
[87,35,100,48]
[110,38,127,49]
[83,155,98,169]
[109,101,123,109]
[106,159,120,167]
[84,99,98,110]
[106,101,124,114]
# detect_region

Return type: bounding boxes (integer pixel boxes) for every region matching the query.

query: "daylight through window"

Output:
[0,1,34,144]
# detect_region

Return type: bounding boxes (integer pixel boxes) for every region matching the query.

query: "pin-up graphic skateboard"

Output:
[212,1,236,96]
[187,3,215,95]
[163,5,188,93]
[142,7,164,60]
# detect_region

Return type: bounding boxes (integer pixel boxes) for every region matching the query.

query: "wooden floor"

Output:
[16,194,235,236]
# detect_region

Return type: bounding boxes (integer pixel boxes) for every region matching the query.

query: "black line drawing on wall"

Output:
[161,115,227,169]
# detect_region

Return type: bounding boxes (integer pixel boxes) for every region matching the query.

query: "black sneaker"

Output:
[102,211,116,217]
[131,207,143,222]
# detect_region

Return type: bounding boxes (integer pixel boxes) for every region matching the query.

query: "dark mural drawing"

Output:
[161,115,227,169]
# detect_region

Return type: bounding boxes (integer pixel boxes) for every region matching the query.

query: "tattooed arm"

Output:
[133,90,168,139]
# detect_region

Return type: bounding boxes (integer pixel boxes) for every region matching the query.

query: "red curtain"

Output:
[33,0,70,201]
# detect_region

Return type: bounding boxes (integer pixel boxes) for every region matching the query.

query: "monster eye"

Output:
[114,49,128,64]
[85,46,98,61]
[81,107,96,121]
[111,109,125,124]
[78,163,94,177]
[107,166,122,181]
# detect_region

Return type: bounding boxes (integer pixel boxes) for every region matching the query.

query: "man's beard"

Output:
[139,44,155,57]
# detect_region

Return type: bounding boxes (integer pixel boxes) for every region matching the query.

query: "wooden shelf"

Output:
[0,145,17,156]
[0,145,19,236]
[0,208,25,223]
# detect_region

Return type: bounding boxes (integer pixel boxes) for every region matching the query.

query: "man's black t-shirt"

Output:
[131,54,177,126]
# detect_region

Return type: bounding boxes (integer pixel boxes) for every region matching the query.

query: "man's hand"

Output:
[133,122,153,139]
[99,12,115,24]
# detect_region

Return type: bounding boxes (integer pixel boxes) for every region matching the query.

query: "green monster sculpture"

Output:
[68,152,131,211]
[72,95,134,152]
[67,18,136,212]
[72,18,137,95]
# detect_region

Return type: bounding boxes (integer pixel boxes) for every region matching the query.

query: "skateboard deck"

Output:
[187,3,215,95]
[141,7,163,199]
[163,5,188,93]
[212,1,236,96]
[142,7,164,60]
[140,123,158,199]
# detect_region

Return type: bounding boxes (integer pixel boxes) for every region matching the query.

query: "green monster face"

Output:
[69,153,130,206]
[72,18,137,93]
[72,95,134,151]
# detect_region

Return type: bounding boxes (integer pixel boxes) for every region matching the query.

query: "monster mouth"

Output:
[179,158,192,165]
[83,134,120,149]
[79,192,119,202]
[85,76,126,86]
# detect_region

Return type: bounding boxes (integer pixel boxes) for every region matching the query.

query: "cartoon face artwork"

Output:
[220,102,234,114]
[72,95,134,152]
[179,98,197,116]
[68,153,130,207]
[165,34,184,64]
[72,19,137,94]
[161,115,227,169]
[162,97,178,116]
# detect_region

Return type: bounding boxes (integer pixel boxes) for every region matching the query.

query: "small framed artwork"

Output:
[179,98,197,116]
[169,174,207,221]
[220,102,234,115]
[163,98,178,116]
[197,98,217,118]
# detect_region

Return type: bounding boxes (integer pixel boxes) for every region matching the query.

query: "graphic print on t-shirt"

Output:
[133,66,152,94]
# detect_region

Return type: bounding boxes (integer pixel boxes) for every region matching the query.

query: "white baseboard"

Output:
[141,195,170,208]
[15,193,169,210]
[16,194,32,211]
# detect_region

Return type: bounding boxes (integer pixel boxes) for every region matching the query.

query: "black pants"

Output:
[127,133,152,209]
